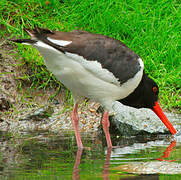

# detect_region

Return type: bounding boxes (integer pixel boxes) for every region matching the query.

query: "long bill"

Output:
[152,101,177,135]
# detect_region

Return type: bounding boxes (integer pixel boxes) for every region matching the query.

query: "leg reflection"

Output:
[102,147,112,180]
[72,148,83,180]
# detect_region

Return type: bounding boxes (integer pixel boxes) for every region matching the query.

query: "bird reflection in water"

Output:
[156,141,176,162]
[72,140,176,179]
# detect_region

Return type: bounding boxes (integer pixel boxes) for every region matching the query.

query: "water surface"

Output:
[0,130,181,180]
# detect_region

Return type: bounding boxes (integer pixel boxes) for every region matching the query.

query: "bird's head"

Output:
[141,75,159,109]
[120,73,159,109]
[120,72,176,135]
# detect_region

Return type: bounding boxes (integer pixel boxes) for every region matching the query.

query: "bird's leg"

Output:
[102,111,112,148]
[71,103,83,148]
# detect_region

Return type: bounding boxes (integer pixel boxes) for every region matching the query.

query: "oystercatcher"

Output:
[11,28,177,148]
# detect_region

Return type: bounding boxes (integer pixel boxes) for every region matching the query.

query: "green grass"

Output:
[0,0,180,112]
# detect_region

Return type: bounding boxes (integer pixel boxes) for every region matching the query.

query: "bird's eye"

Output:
[153,87,157,93]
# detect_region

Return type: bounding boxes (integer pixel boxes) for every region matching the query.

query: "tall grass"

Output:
[0,0,180,111]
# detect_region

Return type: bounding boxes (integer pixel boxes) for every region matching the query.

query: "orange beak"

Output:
[152,101,177,135]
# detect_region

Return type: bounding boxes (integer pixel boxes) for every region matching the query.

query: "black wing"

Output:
[62,30,142,84]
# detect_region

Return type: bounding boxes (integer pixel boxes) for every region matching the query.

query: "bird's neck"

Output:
[118,71,148,108]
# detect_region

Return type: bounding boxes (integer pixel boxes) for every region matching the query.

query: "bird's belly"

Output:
[45,58,133,102]
[57,71,130,102]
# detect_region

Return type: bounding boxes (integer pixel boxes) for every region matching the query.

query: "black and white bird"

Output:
[11,27,176,148]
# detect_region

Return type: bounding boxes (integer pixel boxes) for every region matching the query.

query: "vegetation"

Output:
[0,0,180,112]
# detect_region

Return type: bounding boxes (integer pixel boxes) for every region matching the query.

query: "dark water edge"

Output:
[0,130,181,180]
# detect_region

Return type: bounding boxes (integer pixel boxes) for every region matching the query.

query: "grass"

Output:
[0,0,180,112]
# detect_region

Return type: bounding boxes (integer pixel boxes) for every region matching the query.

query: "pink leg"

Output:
[102,111,112,148]
[71,103,83,149]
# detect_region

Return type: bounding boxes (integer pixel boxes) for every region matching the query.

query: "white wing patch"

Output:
[34,41,56,50]
[22,42,32,45]
[47,37,72,46]
[138,58,144,69]
[65,52,120,86]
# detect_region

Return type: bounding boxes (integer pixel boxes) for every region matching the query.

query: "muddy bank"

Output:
[0,40,101,134]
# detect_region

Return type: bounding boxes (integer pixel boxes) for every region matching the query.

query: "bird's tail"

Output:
[9,38,37,44]
[9,27,54,44]
[9,27,65,52]
[24,27,54,39]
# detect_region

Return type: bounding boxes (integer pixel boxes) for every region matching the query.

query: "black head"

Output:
[120,71,177,135]
[119,71,159,109]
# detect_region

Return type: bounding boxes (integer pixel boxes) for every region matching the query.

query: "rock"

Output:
[0,97,11,111]
[100,101,181,136]
[20,105,54,121]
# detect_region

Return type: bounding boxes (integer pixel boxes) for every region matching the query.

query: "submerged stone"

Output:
[114,161,181,174]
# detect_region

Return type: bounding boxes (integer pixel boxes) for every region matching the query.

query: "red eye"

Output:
[153,87,157,93]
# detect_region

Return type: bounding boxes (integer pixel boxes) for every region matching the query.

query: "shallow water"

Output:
[0,130,181,180]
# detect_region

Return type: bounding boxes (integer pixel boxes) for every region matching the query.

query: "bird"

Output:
[10,27,177,148]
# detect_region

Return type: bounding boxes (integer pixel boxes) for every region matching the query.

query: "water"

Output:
[0,130,181,180]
